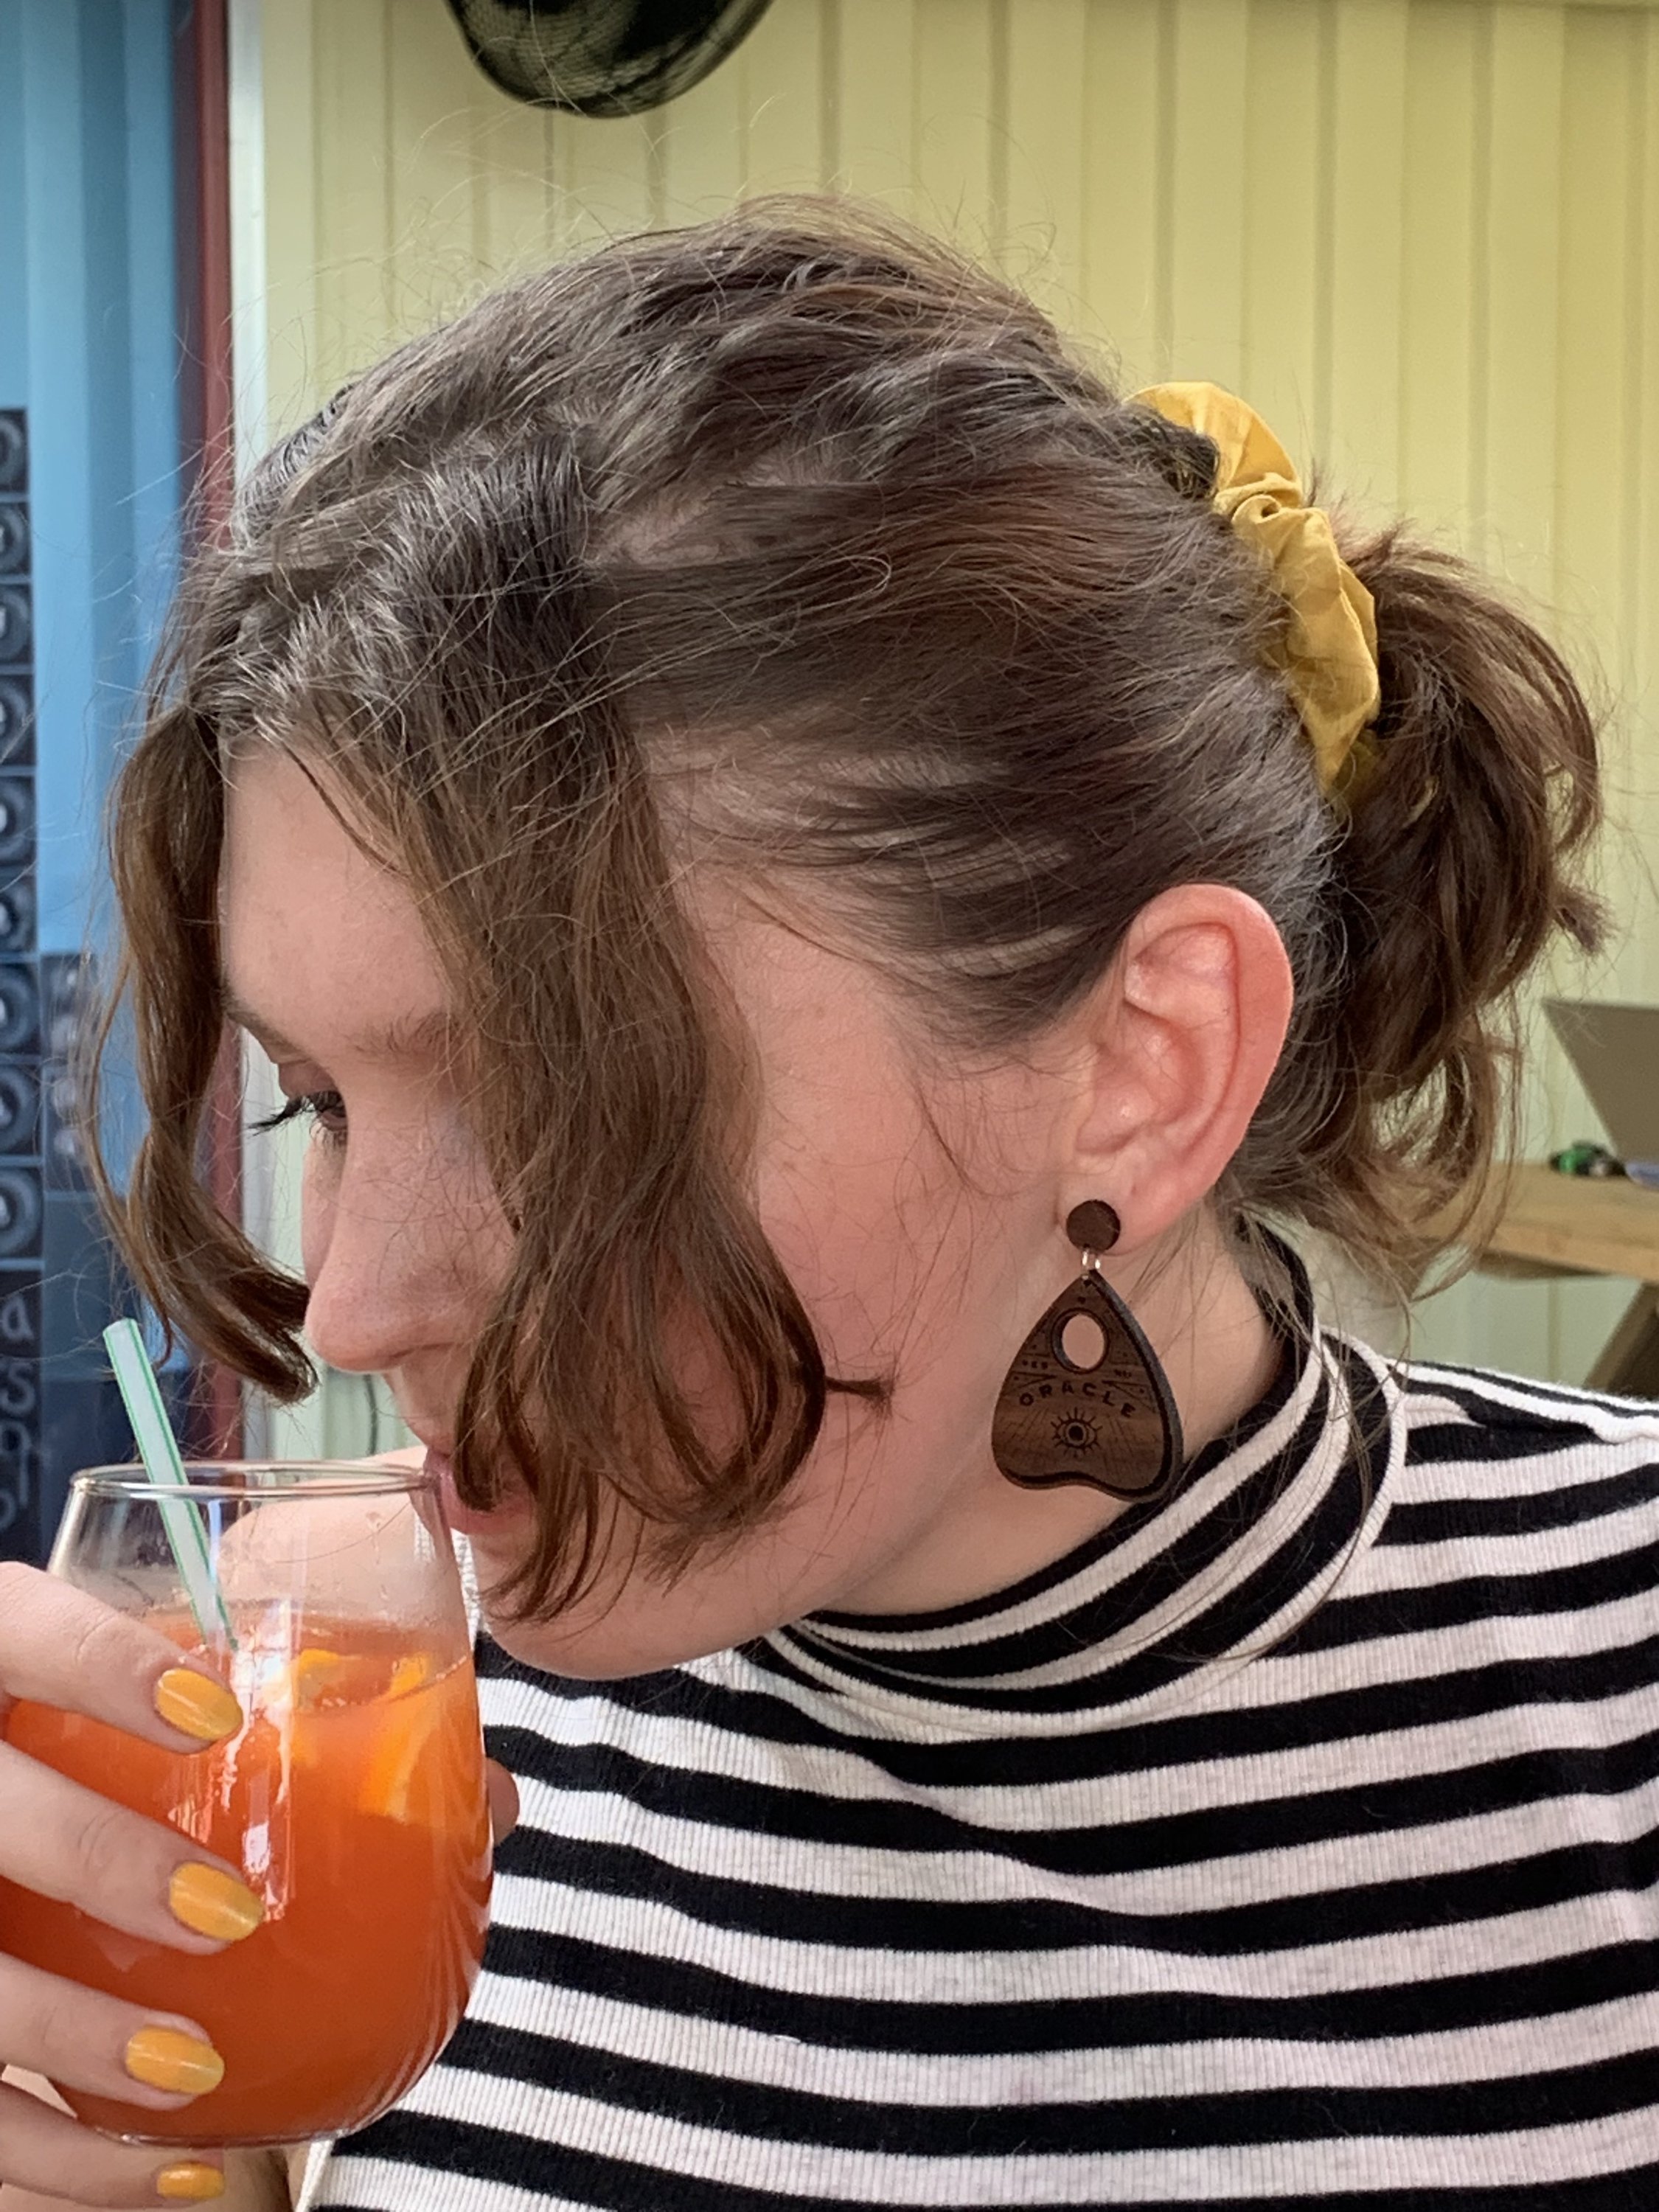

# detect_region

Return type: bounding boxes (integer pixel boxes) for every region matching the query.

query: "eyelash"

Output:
[248,1091,347,1144]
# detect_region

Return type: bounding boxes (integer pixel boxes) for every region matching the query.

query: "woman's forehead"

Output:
[220,751,450,1065]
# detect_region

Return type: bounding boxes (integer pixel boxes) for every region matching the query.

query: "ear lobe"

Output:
[1066,885,1293,1244]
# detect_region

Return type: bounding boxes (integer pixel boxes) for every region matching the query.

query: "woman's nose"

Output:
[302,1165,442,1376]
[301,1138,502,1377]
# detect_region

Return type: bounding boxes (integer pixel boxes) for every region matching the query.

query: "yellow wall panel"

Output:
[911,0,999,250]
[660,38,748,216]
[1327,0,1410,503]
[1079,0,1165,377]
[1239,0,1323,442]
[1399,1,1481,540]
[554,111,660,250]
[1004,0,1090,330]
[1638,22,1659,1009]
[1167,0,1251,393]
[1479,4,1565,591]
[305,0,395,394]
[471,79,557,277]
[245,0,1659,1387]
[835,0,917,214]
[255,0,319,445]
[1558,14,1641,698]
[386,0,483,320]
[740,0,830,193]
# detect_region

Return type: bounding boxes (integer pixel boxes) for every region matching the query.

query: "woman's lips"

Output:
[425,1447,533,1539]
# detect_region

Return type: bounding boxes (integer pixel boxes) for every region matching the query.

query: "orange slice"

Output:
[291,1647,353,1709]
[358,1655,455,1826]
[386,1652,435,1701]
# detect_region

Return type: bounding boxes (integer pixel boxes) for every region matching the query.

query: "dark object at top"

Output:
[1065,1201,1123,1254]
[443,0,774,116]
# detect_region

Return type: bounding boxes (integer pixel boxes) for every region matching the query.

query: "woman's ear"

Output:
[1060,884,1293,1245]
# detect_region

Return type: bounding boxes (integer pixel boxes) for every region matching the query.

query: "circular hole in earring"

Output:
[1054,1310,1108,1372]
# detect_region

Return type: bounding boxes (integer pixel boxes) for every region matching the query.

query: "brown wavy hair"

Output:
[94,202,1603,1615]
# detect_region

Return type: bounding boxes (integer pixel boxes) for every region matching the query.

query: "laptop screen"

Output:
[1543,1000,1659,1163]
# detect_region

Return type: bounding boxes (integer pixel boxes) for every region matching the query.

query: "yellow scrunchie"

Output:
[1133,381,1381,799]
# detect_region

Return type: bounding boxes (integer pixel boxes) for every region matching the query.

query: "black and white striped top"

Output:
[302,1302,1659,2210]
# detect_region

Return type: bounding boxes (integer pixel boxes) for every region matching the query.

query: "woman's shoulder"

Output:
[1393,1349,1659,1455]
[1265,1340,1659,1725]
[1363,1341,1659,1552]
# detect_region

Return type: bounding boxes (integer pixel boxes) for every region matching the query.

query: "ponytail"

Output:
[1304,528,1604,1280]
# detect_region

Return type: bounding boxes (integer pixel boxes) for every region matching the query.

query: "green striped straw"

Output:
[103,1318,237,1654]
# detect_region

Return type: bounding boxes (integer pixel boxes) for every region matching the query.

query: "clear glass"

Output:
[0,1462,491,2148]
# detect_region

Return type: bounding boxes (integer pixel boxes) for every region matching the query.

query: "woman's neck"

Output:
[1130,1220,1287,1469]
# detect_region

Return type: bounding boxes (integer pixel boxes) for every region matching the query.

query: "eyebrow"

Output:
[222,995,457,1065]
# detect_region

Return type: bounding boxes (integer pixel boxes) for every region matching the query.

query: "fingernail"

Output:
[124,2025,226,2096]
[154,2164,226,2202]
[167,1863,264,1942]
[154,1667,243,1745]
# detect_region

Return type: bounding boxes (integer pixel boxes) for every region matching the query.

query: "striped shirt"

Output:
[302,1296,1659,2209]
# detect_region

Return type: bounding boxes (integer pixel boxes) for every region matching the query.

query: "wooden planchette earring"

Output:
[990,1200,1184,1502]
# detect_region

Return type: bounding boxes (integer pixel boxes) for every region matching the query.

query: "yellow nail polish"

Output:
[154,1668,243,1745]
[154,2164,226,2203]
[124,2025,226,2096]
[167,1863,264,1942]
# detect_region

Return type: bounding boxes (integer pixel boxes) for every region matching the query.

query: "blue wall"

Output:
[0,0,184,1557]
[1,0,179,945]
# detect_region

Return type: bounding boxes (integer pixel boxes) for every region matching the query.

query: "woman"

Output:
[0,205,1654,2210]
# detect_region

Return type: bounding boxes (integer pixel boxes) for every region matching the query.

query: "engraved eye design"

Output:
[1054,1413,1100,1454]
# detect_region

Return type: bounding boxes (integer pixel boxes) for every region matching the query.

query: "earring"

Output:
[991,1200,1184,1503]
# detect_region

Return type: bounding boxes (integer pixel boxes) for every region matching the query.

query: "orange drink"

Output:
[0,1460,491,2146]
[0,1618,490,2146]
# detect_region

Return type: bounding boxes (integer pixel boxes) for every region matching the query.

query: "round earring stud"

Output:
[1065,1200,1121,1253]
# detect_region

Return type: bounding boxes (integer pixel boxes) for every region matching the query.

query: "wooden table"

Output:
[1471,1163,1659,1395]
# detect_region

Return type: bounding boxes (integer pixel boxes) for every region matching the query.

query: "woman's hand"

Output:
[0,2093,293,2210]
[0,1548,517,2210]
[0,1562,265,2206]
[0,2087,295,2209]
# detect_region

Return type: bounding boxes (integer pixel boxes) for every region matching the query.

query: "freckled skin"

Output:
[220,754,1291,1677]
